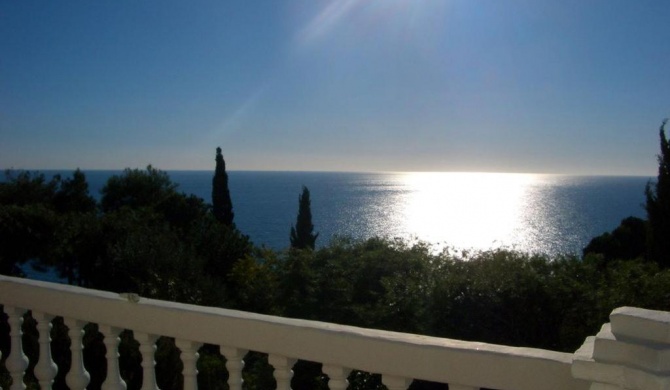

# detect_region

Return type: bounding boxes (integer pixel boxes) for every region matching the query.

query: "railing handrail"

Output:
[0,275,588,390]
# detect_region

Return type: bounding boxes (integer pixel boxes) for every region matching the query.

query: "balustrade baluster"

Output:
[175,340,201,390]
[382,375,412,390]
[99,325,127,390]
[63,319,90,390]
[135,332,159,390]
[33,312,58,389]
[5,306,28,390]
[220,347,247,390]
[322,364,351,390]
[268,354,296,390]
[449,385,478,390]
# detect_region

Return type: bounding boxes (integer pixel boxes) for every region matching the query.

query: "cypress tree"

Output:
[290,186,319,249]
[212,147,234,226]
[645,119,670,266]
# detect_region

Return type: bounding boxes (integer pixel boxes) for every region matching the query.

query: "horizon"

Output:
[2,166,655,178]
[2,1,669,176]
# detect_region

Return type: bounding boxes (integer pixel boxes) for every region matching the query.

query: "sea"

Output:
[19,170,651,256]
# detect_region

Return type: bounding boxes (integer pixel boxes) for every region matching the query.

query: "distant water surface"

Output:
[27,170,651,255]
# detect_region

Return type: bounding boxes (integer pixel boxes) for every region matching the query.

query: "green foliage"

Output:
[0,170,61,275]
[0,170,59,206]
[212,147,234,226]
[196,345,228,390]
[307,237,433,332]
[228,251,281,314]
[49,211,102,285]
[278,249,319,319]
[290,186,319,250]
[97,208,208,301]
[241,352,276,390]
[0,169,100,279]
[53,168,96,213]
[583,216,647,263]
[93,166,251,301]
[0,166,251,305]
[431,250,582,350]
[646,119,670,266]
[190,216,253,286]
[100,165,178,213]
[0,204,57,275]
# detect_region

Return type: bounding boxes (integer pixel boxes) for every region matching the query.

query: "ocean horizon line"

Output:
[2,167,655,178]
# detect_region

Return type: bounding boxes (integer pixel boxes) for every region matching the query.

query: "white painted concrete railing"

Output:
[0,275,668,390]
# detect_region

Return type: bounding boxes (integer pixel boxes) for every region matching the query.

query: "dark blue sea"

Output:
[25,170,650,256]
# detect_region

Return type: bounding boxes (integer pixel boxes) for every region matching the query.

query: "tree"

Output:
[645,119,670,267]
[0,170,59,206]
[100,165,177,213]
[0,170,60,275]
[290,186,319,249]
[0,204,57,275]
[212,147,234,226]
[583,216,647,263]
[53,168,96,213]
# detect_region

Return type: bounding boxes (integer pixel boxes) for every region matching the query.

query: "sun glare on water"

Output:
[399,172,541,252]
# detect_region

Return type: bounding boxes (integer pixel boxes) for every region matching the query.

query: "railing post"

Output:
[135,332,160,390]
[322,364,351,390]
[63,318,91,390]
[63,318,90,390]
[33,312,58,390]
[269,354,296,390]
[5,306,28,390]
[175,340,201,390]
[572,307,670,390]
[381,375,412,390]
[220,347,247,390]
[99,325,127,390]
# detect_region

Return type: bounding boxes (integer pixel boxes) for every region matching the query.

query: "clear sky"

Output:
[1,0,668,175]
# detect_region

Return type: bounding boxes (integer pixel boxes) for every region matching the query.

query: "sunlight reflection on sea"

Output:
[310,172,648,256]
[25,170,650,255]
[399,172,535,253]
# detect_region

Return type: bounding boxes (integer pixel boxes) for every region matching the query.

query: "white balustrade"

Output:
[99,325,127,390]
[135,332,159,390]
[573,306,670,390]
[381,375,412,390]
[32,312,58,389]
[63,318,90,390]
[269,354,296,390]
[175,339,201,390]
[220,346,246,390]
[6,275,667,390]
[322,364,351,390]
[5,306,28,390]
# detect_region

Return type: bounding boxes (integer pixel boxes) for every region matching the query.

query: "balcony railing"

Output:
[0,274,668,390]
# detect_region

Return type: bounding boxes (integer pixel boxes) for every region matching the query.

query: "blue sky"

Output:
[1,0,668,174]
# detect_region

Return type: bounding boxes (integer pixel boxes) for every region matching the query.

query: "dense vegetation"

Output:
[1,124,669,389]
[645,119,670,266]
